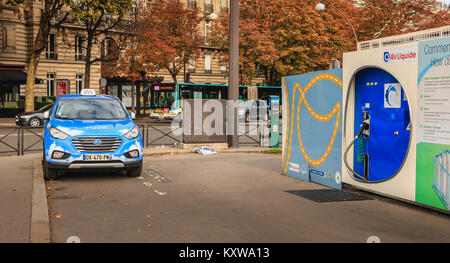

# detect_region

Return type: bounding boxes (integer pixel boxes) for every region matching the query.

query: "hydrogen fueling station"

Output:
[282,25,450,212]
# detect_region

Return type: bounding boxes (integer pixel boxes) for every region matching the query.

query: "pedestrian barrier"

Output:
[1,122,281,156]
[239,122,265,146]
[0,126,21,155]
[20,127,44,155]
[145,122,181,147]
[433,150,449,209]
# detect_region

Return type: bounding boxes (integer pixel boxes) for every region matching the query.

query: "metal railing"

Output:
[20,127,43,155]
[0,126,21,155]
[144,122,182,147]
[238,122,264,146]
[1,121,281,156]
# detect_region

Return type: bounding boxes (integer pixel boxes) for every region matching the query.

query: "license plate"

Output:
[83,154,112,161]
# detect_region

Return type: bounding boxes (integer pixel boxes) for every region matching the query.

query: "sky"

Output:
[442,0,450,4]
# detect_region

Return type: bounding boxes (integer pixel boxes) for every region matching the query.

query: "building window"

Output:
[188,59,196,73]
[46,34,57,59]
[204,20,212,45]
[220,64,227,74]
[75,35,83,61]
[104,39,109,57]
[76,74,83,94]
[0,84,19,102]
[204,54,211,74]
[188,0,197,9]
[2,25,16,52]
[221,0,228,14]
[205,0,213,13]
[47,73,55,97]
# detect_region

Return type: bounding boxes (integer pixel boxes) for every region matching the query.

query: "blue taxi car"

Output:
[42,90,143,180]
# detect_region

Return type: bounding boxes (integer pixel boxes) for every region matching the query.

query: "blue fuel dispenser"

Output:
[344,68,411,182]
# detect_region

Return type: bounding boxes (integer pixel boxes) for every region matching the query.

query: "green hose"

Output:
[356,137,365,163]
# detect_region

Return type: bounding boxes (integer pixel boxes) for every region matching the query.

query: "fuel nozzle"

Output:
[362,111,370,139]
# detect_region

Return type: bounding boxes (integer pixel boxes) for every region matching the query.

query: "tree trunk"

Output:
[24,0,51,112]
[84,33,94,90]
[84,61,91,90]
[25,53,40,112]
[131,80,135,112]
[169,68,177,83]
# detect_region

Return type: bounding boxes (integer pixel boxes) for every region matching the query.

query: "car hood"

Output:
[50,118,136,137]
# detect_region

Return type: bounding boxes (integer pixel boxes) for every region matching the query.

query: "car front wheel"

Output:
[43,160,58,180]
[126,161,142,177]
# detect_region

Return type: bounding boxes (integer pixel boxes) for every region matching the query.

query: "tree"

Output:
[211,0,450,86]
[210,0,279,85]
[210,0,358,86]
[138,0,203,83]
[7,0,69,112]
[68,0,133,89]
[357,0,450,41]
[111,2,149,112]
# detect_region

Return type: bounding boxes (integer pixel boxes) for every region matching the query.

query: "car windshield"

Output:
[54,97,128,120]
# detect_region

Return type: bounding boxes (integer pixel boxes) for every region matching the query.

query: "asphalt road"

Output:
[48,153,450,243]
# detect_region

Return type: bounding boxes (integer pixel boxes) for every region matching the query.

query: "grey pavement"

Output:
[0,153,40,242]
[48,153,450,243]
[0,118,15,127]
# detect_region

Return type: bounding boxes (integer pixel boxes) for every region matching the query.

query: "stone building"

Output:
[0,0,267,116]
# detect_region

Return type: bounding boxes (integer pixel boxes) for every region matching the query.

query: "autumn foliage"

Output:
[114,0,449,87]
[139,1,203,83]
[210,0,449,86]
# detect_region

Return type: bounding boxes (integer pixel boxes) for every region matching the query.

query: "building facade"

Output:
[0,0,102,115]
[0,0,265,116]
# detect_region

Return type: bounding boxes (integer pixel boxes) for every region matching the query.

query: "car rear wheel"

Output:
[43,160,57,180]
[126,161,142,177]
[28,117,42,127]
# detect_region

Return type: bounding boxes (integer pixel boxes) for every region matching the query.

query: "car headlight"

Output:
[49,126,69,140]
[124,126,139,139]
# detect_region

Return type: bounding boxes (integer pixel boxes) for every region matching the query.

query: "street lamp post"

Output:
[228,0,239,148]
[315,1,359,49]
[204,12,218,45]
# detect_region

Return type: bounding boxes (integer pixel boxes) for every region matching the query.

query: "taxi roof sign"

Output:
[80,89,96,96]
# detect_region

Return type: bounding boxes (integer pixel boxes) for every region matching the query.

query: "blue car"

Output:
[42,90,143,180]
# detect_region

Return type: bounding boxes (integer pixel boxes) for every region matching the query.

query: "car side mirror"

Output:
[130,112,136,120]
[43,110,50,120]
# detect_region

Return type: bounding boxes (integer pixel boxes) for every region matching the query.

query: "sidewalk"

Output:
[142,146,281,156]
[0,118,15,127]
[0,153,40,242]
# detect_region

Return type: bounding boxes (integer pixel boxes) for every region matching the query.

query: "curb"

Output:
[142,148,280,157]
[30,159,51,243]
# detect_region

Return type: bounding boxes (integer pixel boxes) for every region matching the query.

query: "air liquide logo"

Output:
[384,52,390,62]
[383,47,417,63]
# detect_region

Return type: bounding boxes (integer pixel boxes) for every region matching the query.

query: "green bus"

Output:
[143,82,280,120]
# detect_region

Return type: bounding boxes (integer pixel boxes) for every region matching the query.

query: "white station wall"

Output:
[342,43,418,202]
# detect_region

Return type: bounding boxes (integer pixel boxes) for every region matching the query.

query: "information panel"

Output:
[417,37,450,210]
[282,69,343,189]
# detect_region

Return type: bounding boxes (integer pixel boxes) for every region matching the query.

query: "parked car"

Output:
[15,103,54,127]
[238,100,268,122]
[42,89,143,180]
